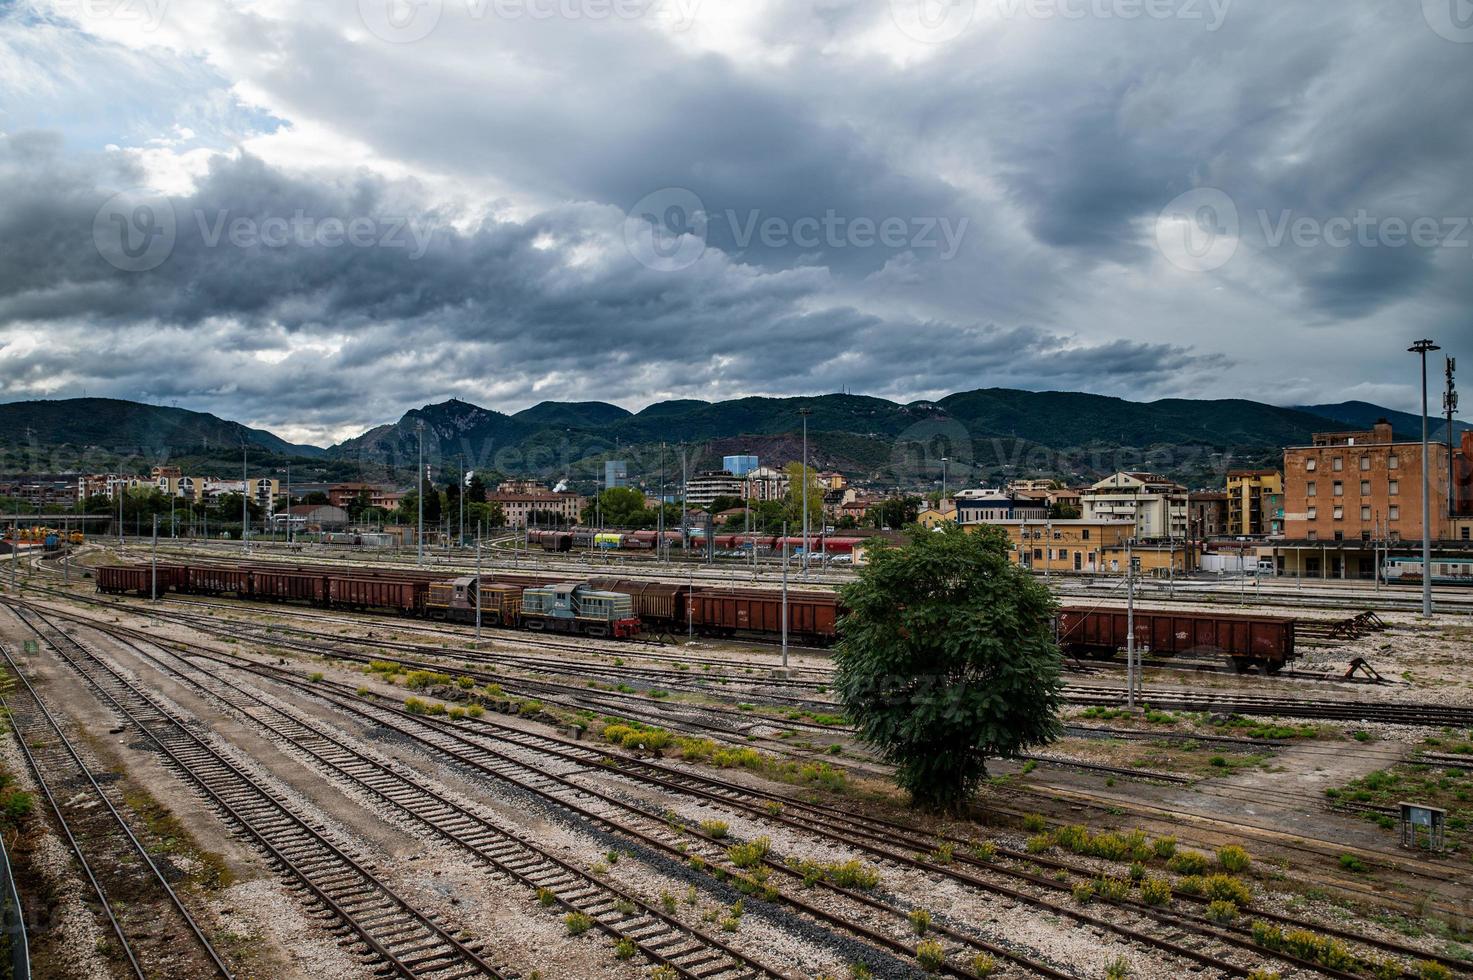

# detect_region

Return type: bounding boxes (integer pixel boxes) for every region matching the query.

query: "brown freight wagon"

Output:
[1056,606,1296,673]
[588,578,688,627]
[328,576,426,614]
[686,588,841,644]
[252,570,328,603]
[184,565,254,596]
[95,563,186,595]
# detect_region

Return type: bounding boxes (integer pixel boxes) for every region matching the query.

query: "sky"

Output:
[0,0,1469,447]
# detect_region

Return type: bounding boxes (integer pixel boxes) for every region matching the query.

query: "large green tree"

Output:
[833,524,1064,812]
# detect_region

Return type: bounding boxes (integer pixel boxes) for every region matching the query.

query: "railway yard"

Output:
[1,542,1471,979]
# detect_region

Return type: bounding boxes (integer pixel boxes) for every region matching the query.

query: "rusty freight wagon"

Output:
[588,578,687,628]
[95,563,186,595]
[183,565,254,596]
[1056,606,1297,673]
[328,576,427,614]
[252,570,329,604]
[686,587,841,644]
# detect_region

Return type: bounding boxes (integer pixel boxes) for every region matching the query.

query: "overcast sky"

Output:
[0,0,1469,446]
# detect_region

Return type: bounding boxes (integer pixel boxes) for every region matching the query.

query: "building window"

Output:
[1359,456,1370,471]
[1333,457,1343,471]
[1306,482,1317,497]
[1389,506,1400,520]
[1463,527,1470,541]
[1033,549,1043,560]
[1389,480,1399,496]
[1306,459,1317,471]
[1361,506,1371,521]
[1307,530,1317,541]
[1360,480,1370,496]
[1334,531,1344,541]
[1333,506,1344,519]
[1333,482,1343,496]
[1082,529,1090,540]
[1388,455,1398,469]
[1307,507,1317,519]
[1058,549,1068,559]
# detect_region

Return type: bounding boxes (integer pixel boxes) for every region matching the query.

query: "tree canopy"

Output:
[833,524,1064,812]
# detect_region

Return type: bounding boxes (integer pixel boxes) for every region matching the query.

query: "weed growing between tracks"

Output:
[1327,750,1473,854]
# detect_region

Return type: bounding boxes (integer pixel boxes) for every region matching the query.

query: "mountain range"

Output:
[0,392,1465,490]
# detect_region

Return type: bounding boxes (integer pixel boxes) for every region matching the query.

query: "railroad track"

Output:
[6,603,504,980]
[0,646,235,980]
[1066,684,1473,727]
[86,621,1473,980]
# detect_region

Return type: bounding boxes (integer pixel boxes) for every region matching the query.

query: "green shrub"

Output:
[1338,853,1367,873]
[970,953,996,977]
[909,908,932,935]
[1245,972,1280,980]
[1177,876,1205,897]
[1168,850,1210,875]
[970,841,997,862]
[405,670,451,690]
[1202,875,1252,906]
[1416,962,1453,980]
[931,841,954,864]
[728,837,771,869]
[915,940,946,973]
[1094,876,1130,903]
[1022,813,1047,833]
[518,699,543,716]
[1025,834,1053,854]
[565,912,593,936]
[1128,862,1146,882]
[660,891,677,914]
[455,674,475,688]
[1217,845,1251,872]
[1206,900,1238,924]
[1152,836,1177,860]
[404,697,431,715]
[1139,878,1171,906]
[699,819,729,839]
[308,671,324,682]
[537,887,557,907]
[613,938,636,960]
[1072,881,1095,903]
[1104,956,1131,980]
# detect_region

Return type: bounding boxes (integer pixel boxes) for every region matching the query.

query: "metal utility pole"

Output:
[1446,357,1458,518]
[151,515,158,602]
[118,484,124,545]
[658,442,666,565]
[781,520,789,670]
[241,443,249,554]
[680,443,688,557]
[799,407,811,580]
[1044,517,1051,585]
[416,420,426,566]
[1126,538,1137,710]
[285,463,291,545]
[1410,339,1440,617]
[458,455,465,548]
[475,523,483,643]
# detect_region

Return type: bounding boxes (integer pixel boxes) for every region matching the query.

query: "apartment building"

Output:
[742,466,790,503]
[982,518,1135,573]
[953,490,1049,525]
[1080,472,1189,540]
[488,491,583,528]
[684,471,744,509]
[1188,491,1228,539]
[1226,470,1283,537]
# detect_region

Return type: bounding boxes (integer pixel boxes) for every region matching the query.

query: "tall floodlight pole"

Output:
[1126,538,1137,710]
[241,443,249,554]
[416,420,426,566]
[941,457,948,509]
[1409,340,1440,618]
[458,455,465,548]
[680,443,688,557]
[781,520,789,670]
[799,408,811,580]
[1446,357,1458,518]
[285,463,291,545]
[151,515,158,602]
[475,522,483,643]
[658,442,666,565]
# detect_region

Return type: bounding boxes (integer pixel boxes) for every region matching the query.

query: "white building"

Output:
[1079,472,1188,541]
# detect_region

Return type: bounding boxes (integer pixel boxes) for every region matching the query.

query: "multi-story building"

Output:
[497,479,546,495]
[489,491,583,528]
[722,455,759,478]
[0,476,79,509]
[1226,470,1282,537]
[953,490,1049,525]
[1276,420,1461,579]
[685,471,744,509]
[1080,472,1188,541]
[982,518,1135,573]
[742,466,790,503]
[1188,491,1228,540]
[604,460,629,489]
[328,483,405,510]
[1007,479,1058,494]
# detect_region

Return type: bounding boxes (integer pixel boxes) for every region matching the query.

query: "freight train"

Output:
[93,561,1297,668]
[526,527,865,558]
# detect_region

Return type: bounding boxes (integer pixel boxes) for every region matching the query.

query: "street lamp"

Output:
[416,419,425,566]
[241,441,249,554]
[940,456,948,511]
[799,407,811,580]
[1409,339,1440,618]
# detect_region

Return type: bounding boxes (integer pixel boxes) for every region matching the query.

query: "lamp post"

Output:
[940,456,948,511]
[1446,357,1458,519]
[1409,339,1440,618]
[416,420,425,566]
[799,407,811,580]
[241,442,249,554]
